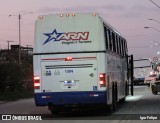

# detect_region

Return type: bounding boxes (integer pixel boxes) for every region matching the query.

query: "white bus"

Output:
[134,58,153,85]
[33,13,131,114]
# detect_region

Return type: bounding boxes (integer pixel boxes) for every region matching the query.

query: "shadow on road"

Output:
[36,86,160,120]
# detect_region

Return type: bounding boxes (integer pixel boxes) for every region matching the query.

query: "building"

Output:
[0,45,33,63]
[11,45,33,55]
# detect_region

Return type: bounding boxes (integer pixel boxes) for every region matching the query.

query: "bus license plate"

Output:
[64,81,76,86]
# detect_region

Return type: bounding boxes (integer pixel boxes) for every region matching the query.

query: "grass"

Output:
[0,90,34,101]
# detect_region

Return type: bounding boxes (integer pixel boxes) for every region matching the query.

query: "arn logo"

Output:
[43,29,89,45]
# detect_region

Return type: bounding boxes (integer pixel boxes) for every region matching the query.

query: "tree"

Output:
[0,63,8,93]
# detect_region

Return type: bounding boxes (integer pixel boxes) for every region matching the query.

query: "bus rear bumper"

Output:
[34,91,107,106]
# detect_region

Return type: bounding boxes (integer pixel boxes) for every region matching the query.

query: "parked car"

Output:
[151,81,160,95]
[134,77,145,85]
[144,74,157,86]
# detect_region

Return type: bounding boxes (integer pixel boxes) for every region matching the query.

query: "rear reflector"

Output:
[99,73,106,87]
[89,94,99,97]
[42,96,52,99]
[34,76,40,89]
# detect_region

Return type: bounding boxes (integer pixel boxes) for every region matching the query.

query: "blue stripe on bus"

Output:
[34,91,107,106]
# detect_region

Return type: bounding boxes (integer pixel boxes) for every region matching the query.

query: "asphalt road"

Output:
[0,85,160,122]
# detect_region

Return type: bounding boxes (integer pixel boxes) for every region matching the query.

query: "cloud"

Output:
[37,4,127,14]
[121,4,160,18]
[37,7,61,13]
[37,3,159,21]
[104,4,126,11]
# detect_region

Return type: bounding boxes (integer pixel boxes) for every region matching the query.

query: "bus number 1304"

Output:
[65,70,74,73]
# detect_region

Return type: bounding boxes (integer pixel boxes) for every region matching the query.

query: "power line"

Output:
[0,40,14,50]
[149,0,160,9]
[129,45,160,49]
[9,12,33,64]
[129,46,151,49]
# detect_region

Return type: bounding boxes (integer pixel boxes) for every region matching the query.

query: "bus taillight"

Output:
[34,76,40,89]
[99,73,106,87]
[65,57,72,61]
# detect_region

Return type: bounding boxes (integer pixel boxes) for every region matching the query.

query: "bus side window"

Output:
[107,29,112,51]
[121,39,125,57]
[119,37,122,55]
[104,26,109,50]
[123,40,127,57]
[125,40,128,56]
[112,32,116,52]
[117,36,120,55]
[115,35,118,54]
[122,39,127,57]
[120,38,124,56]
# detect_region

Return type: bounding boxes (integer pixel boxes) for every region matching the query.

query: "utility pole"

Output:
[18,14,21,64]
[9,12,33,64]
[6,40,14,51]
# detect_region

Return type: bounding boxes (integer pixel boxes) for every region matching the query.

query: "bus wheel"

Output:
[48,104,60,115]
[119,97,125,103]
[106,83,117,113]
[112,83,117,111]
[51,109,59,114]
[107,104,113,113]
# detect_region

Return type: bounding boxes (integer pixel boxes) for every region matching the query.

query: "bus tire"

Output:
[106,83,116,113]
[107,104,113,113]
[51,109,59,115]
[112,83,117,111]
[119,97,125,103]
[49,104,60,115]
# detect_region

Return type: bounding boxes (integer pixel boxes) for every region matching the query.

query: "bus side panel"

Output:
[123,58,128,96]
[97,53,112,105]
[106,53,114,105]
[106,53,127,103]
[118,58,126,99]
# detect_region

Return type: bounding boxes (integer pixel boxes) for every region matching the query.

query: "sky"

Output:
[0,0,160,60]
